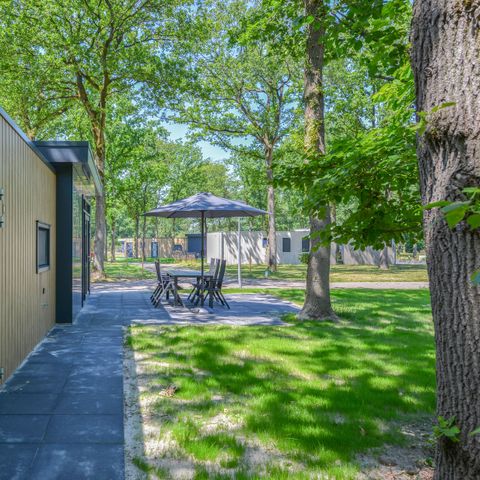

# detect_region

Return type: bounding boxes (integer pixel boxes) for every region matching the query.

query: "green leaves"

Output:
[471,271,480,286]
[425,188,480,230]
[415,102,456,136]
[434,416,460,443]
[440,202,470,228]
[470,427,480,437]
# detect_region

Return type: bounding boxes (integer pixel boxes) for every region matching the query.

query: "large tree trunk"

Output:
[94,190,106,273]
[411,2,480,478]
[91,125,106,275]
[110,218,116,262]
[378,243,389,270]
[298,0,336,321]
[265,145,278,271]
[142,214,147,261]
[134,215,140,259]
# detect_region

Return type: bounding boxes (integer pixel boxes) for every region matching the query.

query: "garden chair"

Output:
[187,258,217,302]
[193,258,221,307]
[205,259,229,309]
[152,260,175,307]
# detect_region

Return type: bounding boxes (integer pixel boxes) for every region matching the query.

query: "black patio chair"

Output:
[151,260,162,301]
[205,259,230,309]
[188,258,217,302]
[152,260,176,307]
[193,258,221,307]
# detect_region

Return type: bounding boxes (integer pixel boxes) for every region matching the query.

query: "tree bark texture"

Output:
[134,216,139,259]
[411,2,480,478]
[92,136,106,274]
[142,214,147,261]
[94,190,106,273]
[298,0,336,321]
[110,218,116,262]
[379,243,390,270]
[265,145,278,271]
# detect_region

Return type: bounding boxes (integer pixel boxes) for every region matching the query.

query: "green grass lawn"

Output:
[126,289,435,479]
[100,261,156,281]
[102,259,427,283]
[228,263,428,282]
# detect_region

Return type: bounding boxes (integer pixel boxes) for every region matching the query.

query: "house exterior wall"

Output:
[0,113,56,381]
[119,237,187,258]
[207,230,395,266]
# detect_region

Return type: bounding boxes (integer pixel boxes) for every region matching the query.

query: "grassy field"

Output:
[98,260,428,283]
[100,261,156,281]
[229,264,428,283]
[126,289,435,479]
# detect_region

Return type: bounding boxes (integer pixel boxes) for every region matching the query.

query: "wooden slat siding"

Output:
[0,115,56,382]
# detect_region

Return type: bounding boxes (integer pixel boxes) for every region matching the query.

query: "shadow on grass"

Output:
[128,289,435,477]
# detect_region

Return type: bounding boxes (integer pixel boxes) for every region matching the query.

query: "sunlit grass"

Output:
[98,261,155,281]
[97,259,427,283]
[127,289,435,479]
[228,263,428,282]
[160,259,428,282]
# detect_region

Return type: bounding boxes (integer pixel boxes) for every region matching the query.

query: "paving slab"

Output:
[0,415,50,443]
[44,414,123,444]
[0,283,128,479]
[0,394,58,414]
[29,444,124,480]
[54,393,123,415]
[0,280,300,479]
[0,444,39,480]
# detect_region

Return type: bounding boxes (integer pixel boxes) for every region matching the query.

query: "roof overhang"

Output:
[34,141,103,195]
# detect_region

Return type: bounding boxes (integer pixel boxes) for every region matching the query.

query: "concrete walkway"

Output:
[0,281,301,479]
[0,284,131,480]
[137,292,299,326]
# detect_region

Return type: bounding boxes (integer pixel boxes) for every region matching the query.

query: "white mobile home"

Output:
[206,229,395,266]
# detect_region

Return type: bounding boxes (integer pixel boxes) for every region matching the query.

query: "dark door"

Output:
[187,234,205,255]
[82,197,91,305]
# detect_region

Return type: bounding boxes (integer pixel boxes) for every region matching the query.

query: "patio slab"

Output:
[29,444,125,480]
[0,284,128,479]
[0,280,298,479]
[0,444,39,480]
[154,293,299,325]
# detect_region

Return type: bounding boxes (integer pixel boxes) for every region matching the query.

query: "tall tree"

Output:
[0,0,185,274]
[115,125,169,260]
[245,0,413,318]
[298,0,336,320]
[410,1,480,478]
[171,0,302,270]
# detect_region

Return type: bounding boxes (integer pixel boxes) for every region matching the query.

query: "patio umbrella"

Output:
[144,192,267,294]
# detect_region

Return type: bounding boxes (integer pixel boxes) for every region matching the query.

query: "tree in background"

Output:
[115,126,169,260]
[0,0,188,274]
[411,1,480,477]
[0,49,72,140]
[255,0,417,318]
[171,0,302,270]
[298,0,336,320]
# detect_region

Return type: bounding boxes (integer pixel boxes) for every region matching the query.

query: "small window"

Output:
[37,221,51,273]
[282,237,291,253]
[302,236,310,252]
[262,237,268,248]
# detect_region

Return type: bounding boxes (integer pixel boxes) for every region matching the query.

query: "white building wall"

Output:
[207,229,395,266]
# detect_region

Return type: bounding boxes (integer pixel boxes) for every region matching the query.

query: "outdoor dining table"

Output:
[167,269,214,308]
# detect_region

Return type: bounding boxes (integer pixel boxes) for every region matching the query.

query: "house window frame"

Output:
[36,221,51,273]
[282,237,291,253]
[302,236,310,253]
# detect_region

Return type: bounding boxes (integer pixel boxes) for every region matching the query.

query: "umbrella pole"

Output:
[201,211,205,306]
